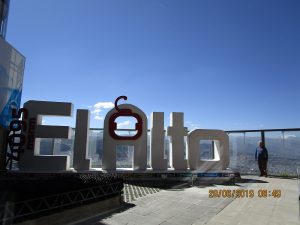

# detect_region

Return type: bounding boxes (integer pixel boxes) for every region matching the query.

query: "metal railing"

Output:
[0,179,123,223]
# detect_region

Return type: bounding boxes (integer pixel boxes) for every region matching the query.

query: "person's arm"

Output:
[265,148,268,161]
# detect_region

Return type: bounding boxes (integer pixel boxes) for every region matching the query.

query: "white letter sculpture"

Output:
[150,112,168,170]
[188,129,229,171]
[73,109,91,171]
[102,103,147,171]
[167,112,188,170]
[19,101,73,171]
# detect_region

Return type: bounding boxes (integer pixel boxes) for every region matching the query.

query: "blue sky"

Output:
[6,0,300,130]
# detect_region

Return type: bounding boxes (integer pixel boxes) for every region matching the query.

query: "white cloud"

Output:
[91,101,114,121]
[117,120,131,129]
[94,102,114,109]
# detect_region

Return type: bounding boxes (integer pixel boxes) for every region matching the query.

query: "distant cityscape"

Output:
[36,130,300,176]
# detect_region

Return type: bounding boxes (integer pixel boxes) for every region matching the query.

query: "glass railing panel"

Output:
[147,131,150,167]
[265,131,300,176]
[89,129,103,168]
[39,138,55,155]
[228,132,261,174]
[228,133,241,170]
[116,145,134,168]
[165,134,170,167]
[32,128,300,176]
[199,140,214,160]
[53,129,75,167]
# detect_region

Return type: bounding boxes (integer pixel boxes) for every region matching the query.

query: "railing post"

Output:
[261,131,265,146]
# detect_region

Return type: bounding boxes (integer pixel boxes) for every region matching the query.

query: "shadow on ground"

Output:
[237,178,269,183]
[266,175,297,180]
[73,202,136,225]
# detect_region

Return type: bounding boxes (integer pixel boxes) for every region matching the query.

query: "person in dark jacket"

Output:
[255,141,268,177]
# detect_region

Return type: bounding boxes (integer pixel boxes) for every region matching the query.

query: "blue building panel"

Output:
[0,38,25,128]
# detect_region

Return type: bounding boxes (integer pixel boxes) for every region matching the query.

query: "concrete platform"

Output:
[73,175,299,225]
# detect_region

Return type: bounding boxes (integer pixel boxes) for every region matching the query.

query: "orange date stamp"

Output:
[208,189,281,198]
